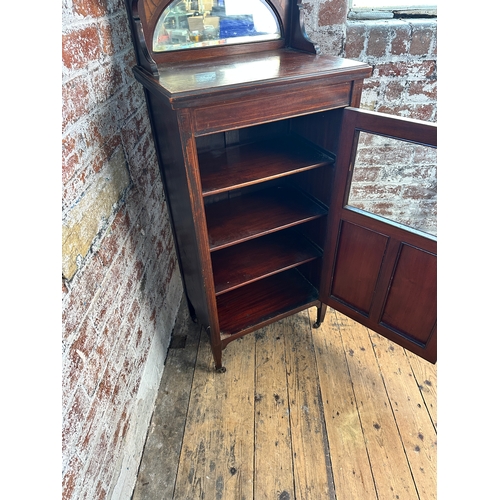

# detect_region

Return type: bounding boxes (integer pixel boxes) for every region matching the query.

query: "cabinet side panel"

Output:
[289,110,344,207]
[146,90,211,327]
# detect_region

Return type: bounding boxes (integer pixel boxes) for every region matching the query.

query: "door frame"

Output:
[320,107,437,362]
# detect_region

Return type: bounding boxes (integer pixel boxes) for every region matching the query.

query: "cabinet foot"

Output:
[313,303,327,328]
[209,327,224,372]
[186,296,197,323]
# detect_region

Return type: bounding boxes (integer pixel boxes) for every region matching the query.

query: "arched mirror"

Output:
[152,0,282,52]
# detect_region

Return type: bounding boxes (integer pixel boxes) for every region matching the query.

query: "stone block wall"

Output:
[62,1,183,499]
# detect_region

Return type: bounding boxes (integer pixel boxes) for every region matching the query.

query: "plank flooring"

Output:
[132,298,437,500]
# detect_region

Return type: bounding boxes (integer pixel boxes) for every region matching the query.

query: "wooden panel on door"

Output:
[380,243,436,347]
[330,221,388,316]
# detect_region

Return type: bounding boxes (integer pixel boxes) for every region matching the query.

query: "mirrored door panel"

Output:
[348,132,437,237]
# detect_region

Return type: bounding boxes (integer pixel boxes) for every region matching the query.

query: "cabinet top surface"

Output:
[151,49,372,97]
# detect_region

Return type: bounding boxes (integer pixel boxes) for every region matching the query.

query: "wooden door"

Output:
[321,108,437,363]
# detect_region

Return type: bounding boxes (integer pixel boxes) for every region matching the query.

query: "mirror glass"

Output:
[153,0,281,52]
[347,132,437,236]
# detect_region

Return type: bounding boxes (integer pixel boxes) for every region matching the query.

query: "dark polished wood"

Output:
[199,135,335,196]
[125,0,436,370]
[330,221,389,316]
[211,228,322,295]
[380,244,436,345]
[145,92,213,330]
[205,185,327,251]
[341,106,437,147]
[217,268,319,339]
[155,50,371,97]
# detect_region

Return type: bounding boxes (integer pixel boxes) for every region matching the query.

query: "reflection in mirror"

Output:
[348,132,437,236]
[153,0,281,52]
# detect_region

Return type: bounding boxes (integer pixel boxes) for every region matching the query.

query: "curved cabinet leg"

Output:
[186,295,198,323]
[208,326,225,373]
[313,303,327,328]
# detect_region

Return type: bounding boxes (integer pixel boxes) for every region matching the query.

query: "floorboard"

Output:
[254,321,295,499]
[371,331,437,499]
[334,311,419,500]
[283,311,336,499]
[309,307,378,499]
[132,302,200,500]
[132,299,437,500]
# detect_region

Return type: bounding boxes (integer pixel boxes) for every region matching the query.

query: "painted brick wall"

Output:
[61,1,183,499]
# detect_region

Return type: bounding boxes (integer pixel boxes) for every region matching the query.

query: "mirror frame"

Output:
[125,0,317,75]
[151,0,283,54]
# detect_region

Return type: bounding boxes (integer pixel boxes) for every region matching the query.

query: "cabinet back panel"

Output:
[196,120,291,153]
[291,109,344,155]
[289,167,335,208]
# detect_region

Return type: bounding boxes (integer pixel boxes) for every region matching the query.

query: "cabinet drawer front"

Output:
[194,82,352,135]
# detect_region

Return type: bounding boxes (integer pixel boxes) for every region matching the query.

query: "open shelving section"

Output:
[211,228,322,296]
[199,126,334,341]
[198,135,336,196]
[216,268,319,341]
[204,184,328,250]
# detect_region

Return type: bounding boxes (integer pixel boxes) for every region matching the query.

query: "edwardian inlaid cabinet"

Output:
[125,0,437,371]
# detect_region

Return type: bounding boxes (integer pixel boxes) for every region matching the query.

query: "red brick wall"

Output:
[303,1,437,121]
[345,18,437,121]
[62,1,182,499]
[303,0,437,234]
[345,18,437,232]
[349,133,437,235]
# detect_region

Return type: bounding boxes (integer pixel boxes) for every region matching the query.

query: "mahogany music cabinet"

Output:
[125,0,437,371]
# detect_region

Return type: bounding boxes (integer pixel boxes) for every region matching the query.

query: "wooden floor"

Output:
[132,298,437,500]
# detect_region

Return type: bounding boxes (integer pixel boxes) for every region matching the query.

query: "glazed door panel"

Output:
[322,108,437,363]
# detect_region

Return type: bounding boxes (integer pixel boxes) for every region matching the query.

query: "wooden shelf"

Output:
[211,228,322,296]
[205,185,328,251]
[216,268,318,338]
[199,135,335,196]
